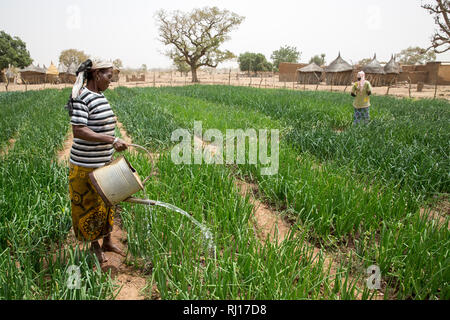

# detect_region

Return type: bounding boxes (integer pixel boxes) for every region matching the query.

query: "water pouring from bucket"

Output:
[88,144,216,258]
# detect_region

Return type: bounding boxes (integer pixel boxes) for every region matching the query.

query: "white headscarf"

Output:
[357,71,365,91]
[72,58,114,99]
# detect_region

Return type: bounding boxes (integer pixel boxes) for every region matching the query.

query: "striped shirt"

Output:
[69,87,116,168]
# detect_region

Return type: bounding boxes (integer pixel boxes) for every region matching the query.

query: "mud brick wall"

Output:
[279,62,307,82]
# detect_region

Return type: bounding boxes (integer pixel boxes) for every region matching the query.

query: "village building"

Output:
[324,53,353,85]
[362,54,385,87]
[297,62,323,84]
[19,64,46,84]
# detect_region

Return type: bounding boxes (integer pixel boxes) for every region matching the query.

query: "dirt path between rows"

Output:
[56,122,152,300]
[0,135,17,158]
[194,135,385,299]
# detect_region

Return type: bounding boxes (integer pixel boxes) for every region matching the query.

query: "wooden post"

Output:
[259,74,263,88]
[153,72,156,87]
[407,77,412,98]
[229,69,231,86]
[434,80,438,99]
[434,67,438,99]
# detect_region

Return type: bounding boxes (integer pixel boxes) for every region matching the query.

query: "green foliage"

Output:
[397,46,436,65]
[155,7,244,82]
[173,60,190,75]
[0,30,33,71]
[238,52,273,74]
[58,49,89,68]
[309,54,326,66]
[271,45,301,71]
[0,89,116,299]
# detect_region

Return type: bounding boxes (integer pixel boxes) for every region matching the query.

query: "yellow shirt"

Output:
[351,81,372,108]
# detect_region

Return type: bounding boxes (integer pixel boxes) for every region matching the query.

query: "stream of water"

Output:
[126,197,217,259]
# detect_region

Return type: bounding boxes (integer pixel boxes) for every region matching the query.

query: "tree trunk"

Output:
[191,66,199,83]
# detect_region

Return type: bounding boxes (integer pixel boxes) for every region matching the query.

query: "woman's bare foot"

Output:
[91,241,108,263]
[102,235,125,256]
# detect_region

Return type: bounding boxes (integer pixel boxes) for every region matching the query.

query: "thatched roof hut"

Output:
[58,62,77,84]
[384,55,401,86]
[384,55,401,74]
[362,54,385,87]
[297,62,323,84]
[45,62,59,83]
[19,64,46,84]
[325,53,353,85]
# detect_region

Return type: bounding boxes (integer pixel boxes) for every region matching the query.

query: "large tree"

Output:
[238,52,272,75]
[271,45,301,72]
[397,46,436,65]
[422,0,450,53]
[59,49,89,67]
[0,30,32,72]
[155,7,244,82]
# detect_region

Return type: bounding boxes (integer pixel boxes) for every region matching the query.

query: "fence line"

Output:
[1,72,448,100]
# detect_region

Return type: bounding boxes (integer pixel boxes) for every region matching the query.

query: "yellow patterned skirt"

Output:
[69,163,114,242]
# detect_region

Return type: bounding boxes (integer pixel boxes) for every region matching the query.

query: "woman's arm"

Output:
[72,125,128,151]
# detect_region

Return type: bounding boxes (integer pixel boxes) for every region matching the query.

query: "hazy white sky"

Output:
[1,0,449,69]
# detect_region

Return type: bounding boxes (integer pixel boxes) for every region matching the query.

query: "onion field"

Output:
[0,86,448,300]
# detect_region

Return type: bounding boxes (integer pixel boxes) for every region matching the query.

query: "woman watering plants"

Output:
[351,71,372,124]
[66,58,128,263]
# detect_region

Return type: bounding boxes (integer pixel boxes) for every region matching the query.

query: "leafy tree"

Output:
[397,46,436,65]
[173,60,190,76]
[0,30,32,71]
[141,64,148,73]
[271,45,301,71]
[238,52,272,75]
[422,0,450,53]
[59,49,89,68]
[113,58,123,69]
[309,54,326,66]
[155,7,244,82]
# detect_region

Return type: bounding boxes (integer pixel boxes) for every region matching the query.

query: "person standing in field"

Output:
[66,58,128,263]
[351,71,372,124]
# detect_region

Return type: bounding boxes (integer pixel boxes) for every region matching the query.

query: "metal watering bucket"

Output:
[89,144,153,207]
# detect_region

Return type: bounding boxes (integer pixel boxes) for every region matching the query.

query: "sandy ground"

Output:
[3,71,450,101]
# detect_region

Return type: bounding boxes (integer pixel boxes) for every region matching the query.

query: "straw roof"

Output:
[20,64,46,74]
[298,62,324,73]
[325,53,353,72]
[362,54,385,74]
[67,62,77,75]
[384,55,401,74]
[58,63,68,73]
[46,62,59,75]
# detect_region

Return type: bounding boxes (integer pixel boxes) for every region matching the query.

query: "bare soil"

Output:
[0,137,16,157]
[420,196,450,230]
[197,135,384,299]
[3,71,450,101]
